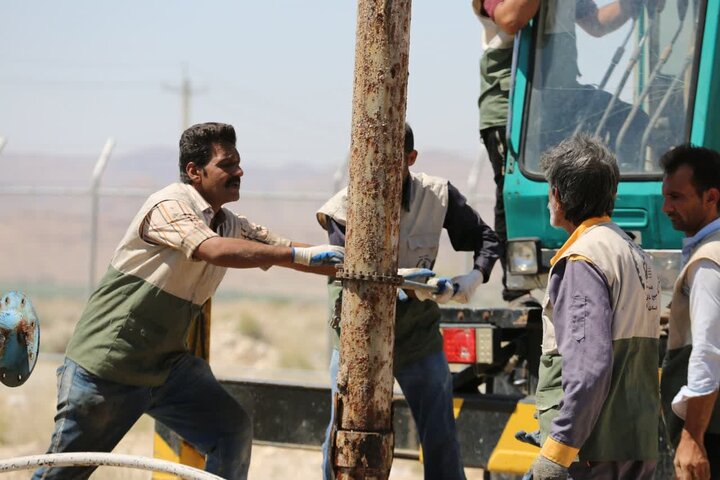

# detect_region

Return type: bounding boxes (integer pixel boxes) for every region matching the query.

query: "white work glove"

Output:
[397,268,435,302]
[291,245,344,266]
[531,454,569,480]
[450,269,484,304]
[416,277,454,304]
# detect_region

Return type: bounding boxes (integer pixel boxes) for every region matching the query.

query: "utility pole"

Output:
[330,1,412,479]
[164,67,205,131]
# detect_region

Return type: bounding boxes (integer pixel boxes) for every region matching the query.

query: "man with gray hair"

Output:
[531,134,661,479]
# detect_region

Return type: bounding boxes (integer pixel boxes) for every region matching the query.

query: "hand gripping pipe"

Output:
[0,452,224,480]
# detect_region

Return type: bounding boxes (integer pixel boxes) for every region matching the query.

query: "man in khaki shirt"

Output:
[34,122,343,480]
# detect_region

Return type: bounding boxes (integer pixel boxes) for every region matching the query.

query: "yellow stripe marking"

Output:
[550,216,611,266]
[541,436,580,467]
[453,398,464,418]
[487,402,541,475]
[152,432,205,480]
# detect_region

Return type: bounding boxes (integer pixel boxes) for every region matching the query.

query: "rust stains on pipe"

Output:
[333,1,412,479]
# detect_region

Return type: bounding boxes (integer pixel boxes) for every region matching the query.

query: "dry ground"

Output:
[0,296,485,479]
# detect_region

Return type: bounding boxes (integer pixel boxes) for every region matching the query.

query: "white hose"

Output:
[0,452,224,480]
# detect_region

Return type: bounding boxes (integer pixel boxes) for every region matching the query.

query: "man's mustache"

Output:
[226,177,242,187]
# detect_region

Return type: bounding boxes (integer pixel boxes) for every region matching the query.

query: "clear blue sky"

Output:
[0,1,482,168]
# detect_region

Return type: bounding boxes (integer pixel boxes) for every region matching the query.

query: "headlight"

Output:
[507,238,541,275]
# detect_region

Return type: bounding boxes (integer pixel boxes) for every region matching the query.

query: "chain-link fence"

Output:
[0,140,496,303]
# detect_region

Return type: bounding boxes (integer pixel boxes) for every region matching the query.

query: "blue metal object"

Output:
[691,0,720,150]
[0,291,40,387]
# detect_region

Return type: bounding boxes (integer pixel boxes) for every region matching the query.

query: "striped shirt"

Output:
[140,200,219,260]
[140,199,288,260]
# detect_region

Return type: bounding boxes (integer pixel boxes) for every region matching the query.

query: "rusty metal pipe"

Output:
[332,1,412,479]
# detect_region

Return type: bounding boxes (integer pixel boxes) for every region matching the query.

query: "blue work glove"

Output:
[531,455,568,480]
[515,429,542,448]
[397,268,436,302]
[291,245,344,266]
[397,289,410,302]
[416,277,454,304]
[397,267,435,280]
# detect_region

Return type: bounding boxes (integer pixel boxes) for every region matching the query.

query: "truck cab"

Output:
[504,0,715,293]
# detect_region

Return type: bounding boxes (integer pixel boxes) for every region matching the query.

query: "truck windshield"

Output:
[522,0,701,177]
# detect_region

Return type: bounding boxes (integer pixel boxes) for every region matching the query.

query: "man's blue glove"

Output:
[291,245,344,266]
[397,268,436,302]
[515,429,542,448]
[415,277,454,304]
[397,267,435,280]
[397,289,410,302]
[531,455,568,480]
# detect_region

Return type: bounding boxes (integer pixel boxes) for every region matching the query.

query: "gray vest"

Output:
[538,222,660,461]
[661,230,720,442]
[317,172,449,269]
[317,172,450,369]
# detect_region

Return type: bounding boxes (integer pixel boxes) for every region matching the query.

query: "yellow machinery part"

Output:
[152,300,211,479]
[487,402,540,475]
[152,432,206,480]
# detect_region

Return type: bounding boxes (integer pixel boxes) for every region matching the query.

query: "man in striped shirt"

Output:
[33,122,343,480]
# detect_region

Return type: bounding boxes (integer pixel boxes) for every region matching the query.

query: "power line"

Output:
[0,78,157,89]
[163,66,206,131]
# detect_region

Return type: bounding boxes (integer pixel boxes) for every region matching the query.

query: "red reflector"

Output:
[442,328,476,364]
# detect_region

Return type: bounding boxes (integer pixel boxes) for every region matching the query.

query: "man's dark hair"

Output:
[540,134,619,225]
[660,144,720,208]
[179,122,237,183]
[404,122,414,154]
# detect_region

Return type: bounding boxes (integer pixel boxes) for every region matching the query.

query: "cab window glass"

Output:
[522,0,701,176]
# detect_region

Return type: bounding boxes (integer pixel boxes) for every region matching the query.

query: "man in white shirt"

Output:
[660,144,720,480]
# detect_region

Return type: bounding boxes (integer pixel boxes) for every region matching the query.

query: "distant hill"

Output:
[0,145,490,193]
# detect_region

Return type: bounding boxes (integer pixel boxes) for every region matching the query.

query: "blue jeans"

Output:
[33,354,252,480]
[322,349,466,480]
